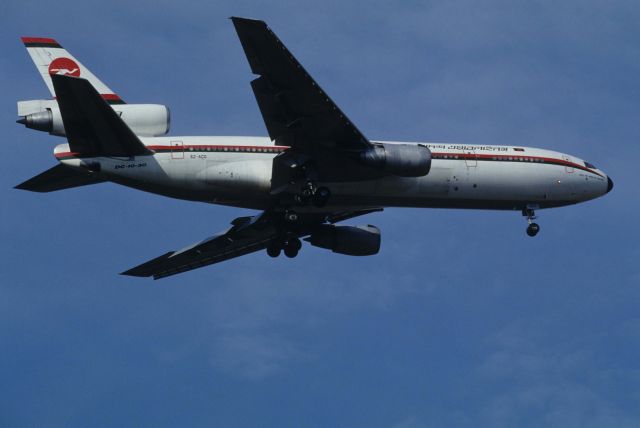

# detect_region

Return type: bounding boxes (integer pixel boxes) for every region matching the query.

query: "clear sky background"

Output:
[1,1,638,427]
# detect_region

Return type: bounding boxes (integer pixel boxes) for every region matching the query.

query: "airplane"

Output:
[15,17,613,279]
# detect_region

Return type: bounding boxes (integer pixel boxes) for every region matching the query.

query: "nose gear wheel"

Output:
[522,207,540,237]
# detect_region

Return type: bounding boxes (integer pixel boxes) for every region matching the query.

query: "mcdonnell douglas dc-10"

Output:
[16,18,613,279]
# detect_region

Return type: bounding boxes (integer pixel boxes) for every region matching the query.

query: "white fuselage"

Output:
[54,136,610,212]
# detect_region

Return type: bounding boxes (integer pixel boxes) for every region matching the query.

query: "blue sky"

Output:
[1,1,638,426]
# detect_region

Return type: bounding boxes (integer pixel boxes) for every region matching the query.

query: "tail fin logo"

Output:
[48,58,80,77]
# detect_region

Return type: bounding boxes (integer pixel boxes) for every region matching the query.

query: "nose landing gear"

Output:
[523,207,540,237]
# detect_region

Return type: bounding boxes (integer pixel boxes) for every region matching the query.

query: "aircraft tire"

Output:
[267,244,281,258]
[284,238,301,258]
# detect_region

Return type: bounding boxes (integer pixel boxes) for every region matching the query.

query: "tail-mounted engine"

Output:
[17,99,171,137]
[360,142,431,177]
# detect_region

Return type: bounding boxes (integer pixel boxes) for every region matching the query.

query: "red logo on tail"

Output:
[48,58,80,77]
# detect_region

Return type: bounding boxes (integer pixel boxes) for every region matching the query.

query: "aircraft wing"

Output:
[122,208,381,279]
[231,17,384,187]
[122,212,278,279]
[232,17,370,151]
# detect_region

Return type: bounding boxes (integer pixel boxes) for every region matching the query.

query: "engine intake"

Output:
[305,224,381,256]
[360,143,431,177]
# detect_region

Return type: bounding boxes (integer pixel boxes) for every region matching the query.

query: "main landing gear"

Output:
[294,181,331,208]
[523,207,540,237]
[267,236,302,258]
[268,166,331,259]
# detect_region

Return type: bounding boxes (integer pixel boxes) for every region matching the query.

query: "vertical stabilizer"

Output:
[21,37,125,104]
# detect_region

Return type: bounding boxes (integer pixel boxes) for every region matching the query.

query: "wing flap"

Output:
[15,164,104,192]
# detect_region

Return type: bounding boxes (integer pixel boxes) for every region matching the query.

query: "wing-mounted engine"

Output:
[17,99,171,137]
[360,142,432,177]
[305,224,381,256]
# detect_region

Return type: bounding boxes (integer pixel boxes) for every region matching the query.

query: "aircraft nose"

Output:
[606,176,614,194]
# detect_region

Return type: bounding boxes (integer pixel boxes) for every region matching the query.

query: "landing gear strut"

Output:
[523,207,540,237]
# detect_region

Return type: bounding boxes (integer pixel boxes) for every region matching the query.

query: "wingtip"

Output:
[230,16,266,25]
[119,269,160,280]
[14,183,32,191]
[119,269,145,278]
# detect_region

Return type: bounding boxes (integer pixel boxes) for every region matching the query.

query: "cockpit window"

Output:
[584,161,597,169]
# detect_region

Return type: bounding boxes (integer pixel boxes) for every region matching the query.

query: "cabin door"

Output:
[171,140,184,160]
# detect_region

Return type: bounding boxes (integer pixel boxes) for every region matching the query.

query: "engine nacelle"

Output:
[306,224,381,256]
[17,100,171,137]
[360,143,431,177]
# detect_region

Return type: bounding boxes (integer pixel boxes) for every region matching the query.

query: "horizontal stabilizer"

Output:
[15,164,104,193]
[51,74,151,157]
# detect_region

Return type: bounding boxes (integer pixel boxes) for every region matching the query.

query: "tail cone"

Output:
[15,110,53,132]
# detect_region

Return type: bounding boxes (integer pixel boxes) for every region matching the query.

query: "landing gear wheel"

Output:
[284,211,299,223]
[312,187,331,208]
[266,242,281,258]
[283,238,301,258]
[526,223,540,237]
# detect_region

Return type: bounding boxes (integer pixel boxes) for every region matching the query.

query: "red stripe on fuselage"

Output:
[145,144,289,152]
[431,152,602,177]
